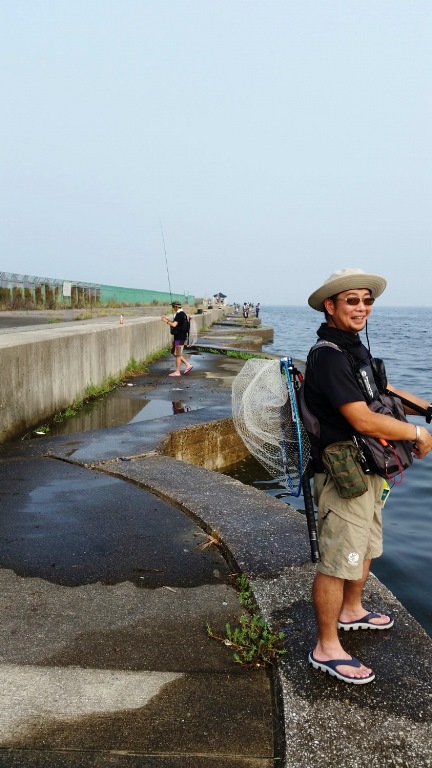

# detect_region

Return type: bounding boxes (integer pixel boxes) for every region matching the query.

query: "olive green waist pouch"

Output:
[322,441,368,499]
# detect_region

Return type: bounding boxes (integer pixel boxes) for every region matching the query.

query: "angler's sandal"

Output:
[308,651,375,684]
[337,612,394,631]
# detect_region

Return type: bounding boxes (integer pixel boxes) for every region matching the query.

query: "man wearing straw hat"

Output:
[305,268,432,684]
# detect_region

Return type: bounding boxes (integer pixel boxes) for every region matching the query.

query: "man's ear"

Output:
[323,297,335,316]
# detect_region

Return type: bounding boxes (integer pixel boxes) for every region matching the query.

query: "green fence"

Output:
[0,272,193,309]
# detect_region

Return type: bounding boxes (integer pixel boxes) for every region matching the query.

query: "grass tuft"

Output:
[206,574,287,667]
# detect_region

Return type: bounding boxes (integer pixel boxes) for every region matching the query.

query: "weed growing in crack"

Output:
[206,574,287,667]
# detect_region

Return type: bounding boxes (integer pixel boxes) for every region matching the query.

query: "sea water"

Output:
[231,305,432,636]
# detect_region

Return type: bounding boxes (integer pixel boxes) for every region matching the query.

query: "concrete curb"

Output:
[88,454,432,768]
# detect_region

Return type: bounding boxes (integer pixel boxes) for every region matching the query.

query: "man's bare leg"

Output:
[339,559,392,626]
[311,571,373,679]
[169,351,182,375]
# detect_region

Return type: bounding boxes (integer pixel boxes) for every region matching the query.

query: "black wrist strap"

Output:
[426,405,432,424]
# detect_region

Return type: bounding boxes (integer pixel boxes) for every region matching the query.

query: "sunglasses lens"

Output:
[345,297,375,306]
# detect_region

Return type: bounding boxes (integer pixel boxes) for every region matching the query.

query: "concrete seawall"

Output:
[0,307,227,443]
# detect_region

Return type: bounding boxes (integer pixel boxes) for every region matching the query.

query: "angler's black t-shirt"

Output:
[172,310,188,341]
[304,325,371,468]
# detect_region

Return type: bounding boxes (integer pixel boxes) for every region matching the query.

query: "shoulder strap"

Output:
[308,340,381,403]
[306,339,342,366]
[310,340,342,353]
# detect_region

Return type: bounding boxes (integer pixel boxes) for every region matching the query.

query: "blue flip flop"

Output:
[308,651,375,684]
[337,611,394,631]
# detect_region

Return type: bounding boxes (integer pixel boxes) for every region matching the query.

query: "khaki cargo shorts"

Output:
[314,472,384,580]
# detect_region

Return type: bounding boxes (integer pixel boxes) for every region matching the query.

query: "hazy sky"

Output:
[1,1,431,305]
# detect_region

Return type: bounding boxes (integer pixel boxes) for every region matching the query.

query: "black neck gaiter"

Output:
[316,323,370,362]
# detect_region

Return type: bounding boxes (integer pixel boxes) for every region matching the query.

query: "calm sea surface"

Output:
[227,305,432,636]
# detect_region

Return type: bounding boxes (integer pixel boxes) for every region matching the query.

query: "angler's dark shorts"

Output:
[313,472,384,580]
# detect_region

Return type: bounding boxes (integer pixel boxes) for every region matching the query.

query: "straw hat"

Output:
[172,300,182,307]
[308,268,387,312]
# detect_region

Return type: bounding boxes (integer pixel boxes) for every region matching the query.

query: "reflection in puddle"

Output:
[172,401,191,415]
[222,455,306,512]
[28,394,198,439]
[129,400,193,422]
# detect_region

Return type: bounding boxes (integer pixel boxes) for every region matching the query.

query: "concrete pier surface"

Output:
[0,316,431,766]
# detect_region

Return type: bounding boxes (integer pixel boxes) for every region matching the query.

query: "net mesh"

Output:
[186,316,199,347]
[232,358,311,491]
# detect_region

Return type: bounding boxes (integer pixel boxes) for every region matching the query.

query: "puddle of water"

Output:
[129,399,194,423]
[26,393,198,439]
[221,455,306,512]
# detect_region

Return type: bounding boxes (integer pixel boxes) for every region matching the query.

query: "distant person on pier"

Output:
[255,302,260,318]
[242,302,249,319]
[161,301,193,377]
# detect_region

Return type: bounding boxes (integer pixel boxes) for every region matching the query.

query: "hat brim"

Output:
[308,273,387,312]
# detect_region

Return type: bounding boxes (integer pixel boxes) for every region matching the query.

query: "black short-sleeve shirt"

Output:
[172,310,188,342]
[304,329,371,467]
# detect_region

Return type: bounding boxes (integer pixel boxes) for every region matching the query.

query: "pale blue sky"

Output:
[1,1,431,305]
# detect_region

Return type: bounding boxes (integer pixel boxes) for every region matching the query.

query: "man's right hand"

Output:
[413,426,432,459]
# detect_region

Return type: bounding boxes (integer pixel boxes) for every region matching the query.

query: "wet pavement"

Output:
[0,458,228,589]
[20,347,246,440]
[0,464,276,766]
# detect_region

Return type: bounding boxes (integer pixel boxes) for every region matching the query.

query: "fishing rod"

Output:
[385,390,432,423]
[159,218,173,311]
[281,357,320,563]
[373,358,432,422]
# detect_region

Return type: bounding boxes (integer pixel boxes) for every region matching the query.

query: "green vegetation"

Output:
[225,350,267,360]
[206,575,287,667]
[33,424,50,434]
[52,375,119,423]
[198,346,268,361]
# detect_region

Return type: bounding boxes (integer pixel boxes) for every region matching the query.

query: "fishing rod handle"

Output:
[385,389,432,422]
[302,474,320,563]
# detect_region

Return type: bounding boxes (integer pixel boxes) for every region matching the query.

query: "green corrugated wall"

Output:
[0,271,194,307]
[99,284,193,305]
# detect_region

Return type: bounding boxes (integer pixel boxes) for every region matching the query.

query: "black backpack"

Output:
[179,314,190,334]
[170,311,190,336]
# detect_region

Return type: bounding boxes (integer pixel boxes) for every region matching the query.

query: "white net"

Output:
[231,358,311,491]
[186,316,199,347]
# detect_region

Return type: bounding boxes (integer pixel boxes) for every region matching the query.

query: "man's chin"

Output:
[352,320,366,331]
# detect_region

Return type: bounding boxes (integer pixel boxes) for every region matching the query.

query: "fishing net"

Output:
[186,316,199,347]
[232,358,312,492]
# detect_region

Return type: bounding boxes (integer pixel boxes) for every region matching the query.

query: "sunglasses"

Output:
[334,296,375,307]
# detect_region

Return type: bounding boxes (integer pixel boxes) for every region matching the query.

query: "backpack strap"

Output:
[305,339,342,367]
[307,340,381,404]
[310,340,342,353]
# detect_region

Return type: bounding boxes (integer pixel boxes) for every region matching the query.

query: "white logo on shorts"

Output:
[348,552,360,566]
